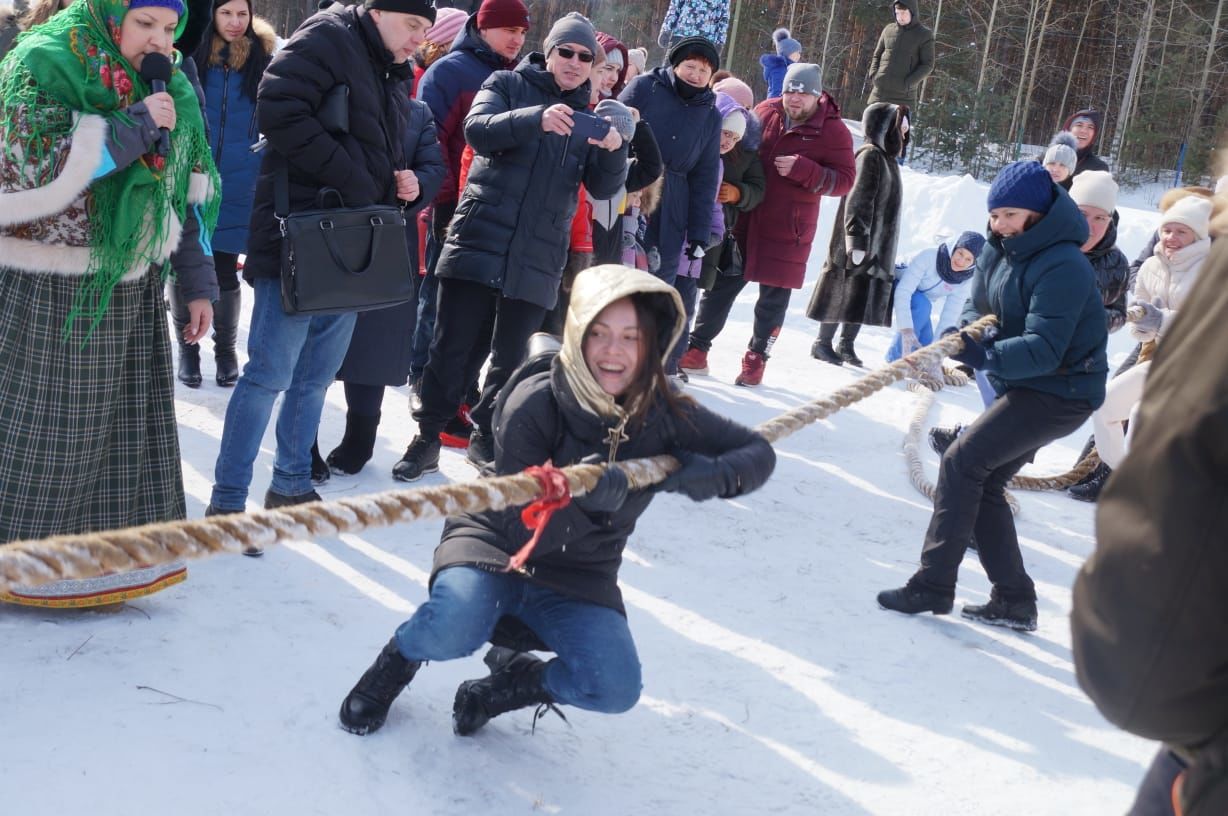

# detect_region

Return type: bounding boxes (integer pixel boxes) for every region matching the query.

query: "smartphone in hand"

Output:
[570,111,612,142]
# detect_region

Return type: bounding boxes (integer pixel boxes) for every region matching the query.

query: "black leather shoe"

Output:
[264,488,322,509]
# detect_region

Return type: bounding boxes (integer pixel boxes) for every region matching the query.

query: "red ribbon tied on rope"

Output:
[506,461,572,572]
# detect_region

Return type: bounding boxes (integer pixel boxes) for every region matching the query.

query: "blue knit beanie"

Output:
[129,0,186,16]
[773,28,801,58]
[987,161,1055,214]
[953,230,986,259]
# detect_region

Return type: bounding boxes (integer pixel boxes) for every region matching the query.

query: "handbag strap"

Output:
[318,212,397,277]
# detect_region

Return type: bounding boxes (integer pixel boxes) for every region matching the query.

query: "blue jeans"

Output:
[886,290,935,362]
[210,276,356,508]
[395,566,642,714]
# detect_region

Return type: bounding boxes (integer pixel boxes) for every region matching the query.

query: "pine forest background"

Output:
[133,0,1228,183]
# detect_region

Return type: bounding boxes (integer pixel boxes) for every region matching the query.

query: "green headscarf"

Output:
[0,0,221,338]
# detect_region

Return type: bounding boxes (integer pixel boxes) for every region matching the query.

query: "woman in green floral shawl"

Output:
[0,0,221,607]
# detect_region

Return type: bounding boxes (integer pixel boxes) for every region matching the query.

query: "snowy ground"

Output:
[1,155,1162,814]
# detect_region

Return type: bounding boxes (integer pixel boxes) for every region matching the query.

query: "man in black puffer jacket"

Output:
[210,0,437,516]
[395,11,629,481]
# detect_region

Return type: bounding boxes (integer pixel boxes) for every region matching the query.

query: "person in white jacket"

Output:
[1092,195,1212,468]
[886,230,985,362]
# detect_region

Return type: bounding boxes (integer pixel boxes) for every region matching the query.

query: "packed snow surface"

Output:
[1,146,1160,814]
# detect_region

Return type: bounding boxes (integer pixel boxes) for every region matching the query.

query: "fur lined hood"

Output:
[206,16,277,71]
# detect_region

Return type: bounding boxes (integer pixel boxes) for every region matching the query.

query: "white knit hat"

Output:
[721,110,746,139]
[1161,195,1212,241]
[1069,170,1118,214]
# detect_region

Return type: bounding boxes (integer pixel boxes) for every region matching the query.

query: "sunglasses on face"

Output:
[555,46,595,63]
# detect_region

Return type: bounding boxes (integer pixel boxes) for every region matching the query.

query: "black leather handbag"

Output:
[274,155,413,316]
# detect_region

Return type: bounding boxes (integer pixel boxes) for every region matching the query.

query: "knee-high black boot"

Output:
[213,288,241,387]
[168,284,202,388]
[326,413,382,475]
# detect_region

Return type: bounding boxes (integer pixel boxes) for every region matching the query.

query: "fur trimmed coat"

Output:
[806,102,905,327]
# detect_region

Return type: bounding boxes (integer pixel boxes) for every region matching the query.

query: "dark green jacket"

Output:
[960,186,1108,408]
[866,0,934,108]
[699,145,766,288]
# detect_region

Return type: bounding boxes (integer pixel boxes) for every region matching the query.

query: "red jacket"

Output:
[738,95,855,289]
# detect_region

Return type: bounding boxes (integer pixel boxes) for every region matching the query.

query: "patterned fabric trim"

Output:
[0,562,187,608]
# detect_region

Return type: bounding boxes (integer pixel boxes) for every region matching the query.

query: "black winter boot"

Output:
[452,646,558,736]
[392,434,440,482]
[811,339,843,366]
[838,336,864,367]
[326,413,381,475]
[877,579,954,616]
[928,424,964,457]
[339,637,422,735]
[1068,462,1111,503]
[168,285,202,388]
[310,440,330,485]
[465,428,495,472]
[213,288,241,387]
[961,589,1038,632]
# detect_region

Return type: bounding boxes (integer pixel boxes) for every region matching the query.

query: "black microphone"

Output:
[138,52,172,157]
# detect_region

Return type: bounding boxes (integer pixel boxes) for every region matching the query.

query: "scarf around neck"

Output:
[935,242,974,286]
[1,0,220,338]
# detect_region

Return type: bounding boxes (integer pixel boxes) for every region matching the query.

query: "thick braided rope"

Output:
[0,317,1000,594]
[903,381,1022,515]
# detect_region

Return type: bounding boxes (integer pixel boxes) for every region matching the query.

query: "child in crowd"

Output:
[760,27,800,99]
[886,230,986,363]
[1042,132,1078,189]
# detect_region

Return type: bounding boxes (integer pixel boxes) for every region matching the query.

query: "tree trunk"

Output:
[1057,2,1095,126]
[1189,0,1224,141]
[1018,0,1058,147]
[1108,0,1156,163]
[975,0,999,96]
[918,0,943,104]
[1007,0,1040,157]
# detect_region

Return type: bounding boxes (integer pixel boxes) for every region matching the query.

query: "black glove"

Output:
[574,459,630,513]
[685,240,706,260]
[949,330,991,370]
[658,451,739,502]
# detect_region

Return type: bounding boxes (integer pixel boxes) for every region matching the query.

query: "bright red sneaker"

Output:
[439,404,474,449]
[678,347,709,375]
[734,350,766,387]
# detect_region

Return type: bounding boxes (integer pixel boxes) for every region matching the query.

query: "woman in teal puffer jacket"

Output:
[876,161,1108,633]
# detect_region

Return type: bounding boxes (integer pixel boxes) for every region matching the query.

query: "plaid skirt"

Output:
[0,266,187,607]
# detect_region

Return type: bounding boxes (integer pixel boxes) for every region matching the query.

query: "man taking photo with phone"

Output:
[394,11,629,480]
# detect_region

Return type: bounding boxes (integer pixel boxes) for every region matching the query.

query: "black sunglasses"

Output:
[554,46,595,63]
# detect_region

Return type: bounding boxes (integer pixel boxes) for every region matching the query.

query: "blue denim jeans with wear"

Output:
[395,565,642,714]
[210,276,356,509]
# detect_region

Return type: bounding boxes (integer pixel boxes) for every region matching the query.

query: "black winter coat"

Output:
[806,102,905,327]
[432,364,776,613]
[619,67,722,282]
[433,54,630,310]
[1085,213,1130,334]
[335,100,446,386]
[698,145,766,289]
[243,5,412,282]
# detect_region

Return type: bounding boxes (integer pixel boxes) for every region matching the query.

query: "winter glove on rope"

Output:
[1129,300,1163,343]
[658,451,740,502]
[573,454,630,513]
